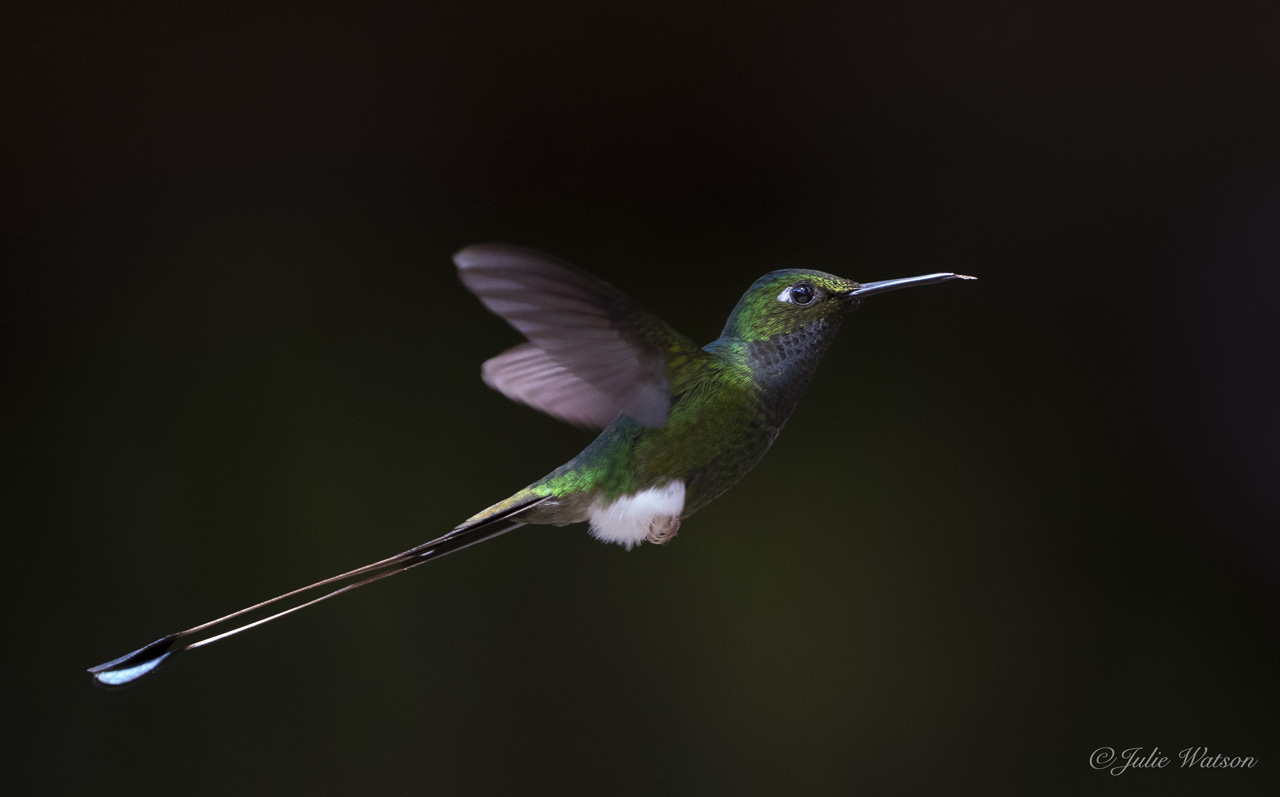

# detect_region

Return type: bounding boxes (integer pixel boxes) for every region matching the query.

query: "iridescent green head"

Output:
[720,268,975,342]
[719,269,860,341]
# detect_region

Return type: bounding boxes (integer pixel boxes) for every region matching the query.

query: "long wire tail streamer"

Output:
[88,504,543,688]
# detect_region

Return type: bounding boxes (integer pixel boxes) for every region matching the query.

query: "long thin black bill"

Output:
[88,498,548,688]
[848,272,976,300]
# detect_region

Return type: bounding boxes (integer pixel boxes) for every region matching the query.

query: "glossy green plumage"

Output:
[720,270,859,340]
[456,268,861,535]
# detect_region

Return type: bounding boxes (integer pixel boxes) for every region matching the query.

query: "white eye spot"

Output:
[778,283,816,305]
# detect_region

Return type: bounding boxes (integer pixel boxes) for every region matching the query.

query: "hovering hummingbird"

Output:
[90,244,974,687]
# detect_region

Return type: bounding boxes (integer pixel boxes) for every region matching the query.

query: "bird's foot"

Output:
[646,516,680,545]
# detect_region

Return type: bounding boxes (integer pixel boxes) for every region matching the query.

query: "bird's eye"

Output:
[790,283,815,305]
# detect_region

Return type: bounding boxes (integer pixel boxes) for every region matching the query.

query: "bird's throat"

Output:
[745,318,843,426]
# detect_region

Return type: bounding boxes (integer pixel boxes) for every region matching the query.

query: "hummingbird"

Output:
[90,244,973,687]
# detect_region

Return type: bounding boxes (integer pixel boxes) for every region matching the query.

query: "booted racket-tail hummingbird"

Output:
[90,244,973,687]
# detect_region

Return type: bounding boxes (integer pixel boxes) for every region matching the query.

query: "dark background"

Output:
[5,2,1278,794]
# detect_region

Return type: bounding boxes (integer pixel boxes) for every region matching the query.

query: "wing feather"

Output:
[481,343,622,429]
[456,244,697,428]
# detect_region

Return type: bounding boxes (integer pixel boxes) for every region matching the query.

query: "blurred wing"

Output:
[456,244,697,428]
[481,343,621,429]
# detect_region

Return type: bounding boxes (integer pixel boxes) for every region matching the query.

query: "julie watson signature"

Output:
[1090,747,1258,775]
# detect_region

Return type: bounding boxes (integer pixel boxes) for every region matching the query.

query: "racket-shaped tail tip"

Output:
[88,634,181,688]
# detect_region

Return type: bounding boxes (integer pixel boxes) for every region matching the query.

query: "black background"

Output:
[6,2,1278,793]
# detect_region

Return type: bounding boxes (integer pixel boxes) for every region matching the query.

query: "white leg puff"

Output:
[588,481,687,550]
